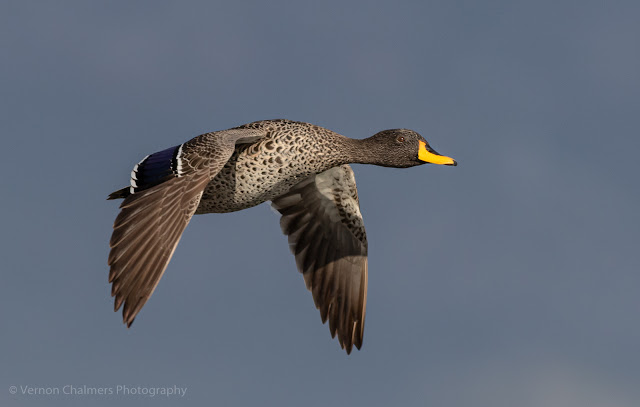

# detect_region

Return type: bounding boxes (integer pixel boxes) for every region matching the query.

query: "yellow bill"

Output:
[418,141,457,166]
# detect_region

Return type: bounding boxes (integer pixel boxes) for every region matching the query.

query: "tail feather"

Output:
[107,187,130,200]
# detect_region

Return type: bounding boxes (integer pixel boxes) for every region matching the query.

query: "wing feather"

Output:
[271,164,368,354]
[108,128,266,326]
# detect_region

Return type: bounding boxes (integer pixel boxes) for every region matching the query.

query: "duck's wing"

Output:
[271,165,368,354]
[108,128,265,327]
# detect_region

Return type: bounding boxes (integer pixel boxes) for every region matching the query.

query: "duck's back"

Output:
[196,120,351,214]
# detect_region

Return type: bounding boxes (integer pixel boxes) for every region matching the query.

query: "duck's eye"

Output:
[397,136,405,143]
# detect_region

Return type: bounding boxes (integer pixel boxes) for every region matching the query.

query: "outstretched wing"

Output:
[271,165,368,354]
[108,128,265,326]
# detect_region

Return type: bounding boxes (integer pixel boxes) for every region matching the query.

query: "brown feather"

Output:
[271,165,368,353]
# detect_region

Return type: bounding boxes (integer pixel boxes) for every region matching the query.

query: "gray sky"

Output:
[2,1,639,406]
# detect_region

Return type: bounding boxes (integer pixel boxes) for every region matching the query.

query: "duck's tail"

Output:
[107,187,130,200]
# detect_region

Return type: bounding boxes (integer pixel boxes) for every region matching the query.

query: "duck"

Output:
[107,119,456,354]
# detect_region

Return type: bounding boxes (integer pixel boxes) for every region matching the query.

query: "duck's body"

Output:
[108,119,456,354]
[198,120,352,213]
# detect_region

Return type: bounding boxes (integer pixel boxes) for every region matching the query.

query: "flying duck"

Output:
[108,119,456,354]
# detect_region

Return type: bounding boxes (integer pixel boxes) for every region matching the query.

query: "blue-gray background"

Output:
[2,1,639,406]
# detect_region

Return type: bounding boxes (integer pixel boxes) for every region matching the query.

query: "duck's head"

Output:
[366,129,457,168]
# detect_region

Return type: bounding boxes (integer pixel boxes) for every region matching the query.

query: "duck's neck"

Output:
[335,136,387,166]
